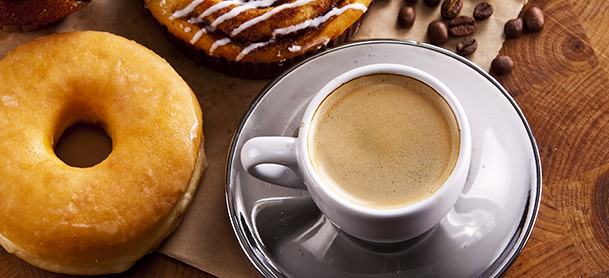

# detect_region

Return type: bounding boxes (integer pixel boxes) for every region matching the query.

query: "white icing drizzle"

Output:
[230,0,316,36]
[172,0,368,60]
[185,0,275,25]
[211,5,251,28]
[301,36,330,52]
[188,17,204,24]
[190,28,206,44]
[211,0,278,28]
[200,1,237,19]
[210,37,231,55]
[273,3,367,37]
[170,0,206,20]
[288,45,301,52]
[236,41,270,61]
[234,4,365,60]
[183,0,239,25]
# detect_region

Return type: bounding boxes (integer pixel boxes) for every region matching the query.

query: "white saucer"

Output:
[226,40,542,278]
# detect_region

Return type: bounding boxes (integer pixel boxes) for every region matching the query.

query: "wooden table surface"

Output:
[496,0,609,277]
[2,0,609,277]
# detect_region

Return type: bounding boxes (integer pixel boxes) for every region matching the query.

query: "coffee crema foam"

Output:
[308,73,460,210]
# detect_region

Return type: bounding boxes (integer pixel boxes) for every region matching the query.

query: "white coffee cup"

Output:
[241,63,471,243]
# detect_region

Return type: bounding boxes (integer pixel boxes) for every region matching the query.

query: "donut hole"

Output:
[54,122,113,168]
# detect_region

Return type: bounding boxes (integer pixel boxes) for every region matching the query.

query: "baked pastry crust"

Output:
[0,31,205,275]
[0,0,92,31]
[145,0,372,64]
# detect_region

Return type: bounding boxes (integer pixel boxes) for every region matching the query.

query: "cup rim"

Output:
[299,63,472,217]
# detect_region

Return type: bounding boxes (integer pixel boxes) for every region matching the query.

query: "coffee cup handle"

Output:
[240,136,307,190]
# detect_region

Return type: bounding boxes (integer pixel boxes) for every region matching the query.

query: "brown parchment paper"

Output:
[353,0,528,71]
[0,0,525,277]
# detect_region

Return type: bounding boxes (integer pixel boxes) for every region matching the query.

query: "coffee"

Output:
[308,73,460,210]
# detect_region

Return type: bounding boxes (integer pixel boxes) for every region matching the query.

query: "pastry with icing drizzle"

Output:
[0,0,92,32]
[145,0,372,78]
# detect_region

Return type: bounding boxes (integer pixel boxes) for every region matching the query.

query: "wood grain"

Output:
[497,0,609,277]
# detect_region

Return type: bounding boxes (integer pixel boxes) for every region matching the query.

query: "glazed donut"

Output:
[0,31,205,275]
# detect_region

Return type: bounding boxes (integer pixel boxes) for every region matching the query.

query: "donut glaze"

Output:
[0,31,205,275]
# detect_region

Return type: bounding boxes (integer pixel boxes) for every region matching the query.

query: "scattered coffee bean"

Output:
[456,37,477,56]
[473,2,494,21]
[447,15,476,37]
[427,20,448,45]
[504,18,523,39]
[398,5,416,28]
[491,55,514,75]
[524,6,544,33]
[423,0,441,7]
[441,0,462,20]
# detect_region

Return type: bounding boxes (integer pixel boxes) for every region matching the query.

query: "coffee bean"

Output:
[423,0,441,7]
[398,6,416,28]
[441,0,462,20]
[524,6,544,33]
[504,18,523,39]
[456,37,477,56]
[427,20,448,45]
[491,55,514,75]
[473,2,494,20]
[447,16,476,37]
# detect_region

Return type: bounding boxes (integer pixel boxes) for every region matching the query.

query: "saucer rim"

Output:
[225,39,542,278]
